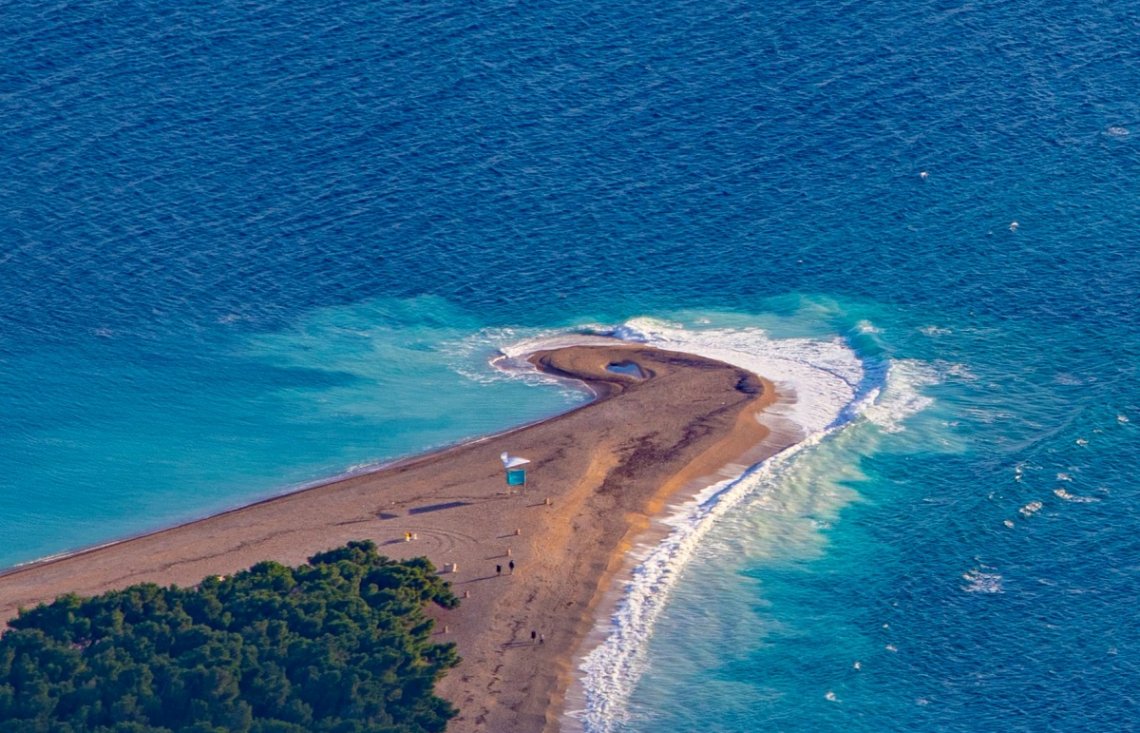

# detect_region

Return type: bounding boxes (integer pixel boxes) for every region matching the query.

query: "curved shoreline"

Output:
[562,386,806,732]
[0,343,800,733]
[0,358,597,580]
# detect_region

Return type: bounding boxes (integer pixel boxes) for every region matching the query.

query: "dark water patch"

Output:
[606,361,645,378]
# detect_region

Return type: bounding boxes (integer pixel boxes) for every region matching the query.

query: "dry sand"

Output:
[0,343,800,733]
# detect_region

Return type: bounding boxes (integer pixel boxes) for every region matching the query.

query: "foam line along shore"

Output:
[529,319,882,732]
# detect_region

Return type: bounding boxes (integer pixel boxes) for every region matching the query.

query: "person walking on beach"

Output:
[509,560,515,574]
[531,630,537,644]
[496,564,502,576]
[539,634,545,645]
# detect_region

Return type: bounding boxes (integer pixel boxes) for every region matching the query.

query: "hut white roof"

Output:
[500,451,531,469]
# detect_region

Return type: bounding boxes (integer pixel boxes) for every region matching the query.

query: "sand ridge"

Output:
[0,343,799,733]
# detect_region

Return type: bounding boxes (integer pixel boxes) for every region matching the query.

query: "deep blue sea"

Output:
[2,0,1138,730]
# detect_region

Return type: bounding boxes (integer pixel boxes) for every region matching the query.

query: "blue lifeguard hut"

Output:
[501,451,531,487]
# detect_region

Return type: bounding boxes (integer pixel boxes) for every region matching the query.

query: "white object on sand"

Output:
[501,451,532,468]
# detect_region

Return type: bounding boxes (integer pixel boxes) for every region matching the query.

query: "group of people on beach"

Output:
[495,561,515,576]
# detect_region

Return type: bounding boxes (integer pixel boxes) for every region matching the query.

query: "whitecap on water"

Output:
[962,567,1003,593]
[1118,414,1129,424]
[937,361,976,381]
[1019,501,1044,517]
[1075,437,1089,446]
[1053,488,1099,503]
[1054,372,1083,386]
[1106,126,1129,137]
[860,360,938,434]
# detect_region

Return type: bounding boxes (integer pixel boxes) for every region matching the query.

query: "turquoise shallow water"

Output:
[0,296,588,566]
[3,0,1139,730]
[593,302,1140,732]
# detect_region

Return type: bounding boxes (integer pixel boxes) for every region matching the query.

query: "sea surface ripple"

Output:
[1,1,1138,730]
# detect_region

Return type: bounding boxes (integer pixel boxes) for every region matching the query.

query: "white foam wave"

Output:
[1053,488,1100,503]
[962,567,1003,593]
[502,317,937,733]
[574,436,826,732]
[498,329,626,360]
[937,360,976,381]
[1055,372,1084,386]
[860,360,937,433]
[444,327,604,401]
[597,317,864,434]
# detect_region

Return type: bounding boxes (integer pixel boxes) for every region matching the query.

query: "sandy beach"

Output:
[0,343,800,733]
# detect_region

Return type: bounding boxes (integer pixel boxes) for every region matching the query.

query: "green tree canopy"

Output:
[0,541,460,733]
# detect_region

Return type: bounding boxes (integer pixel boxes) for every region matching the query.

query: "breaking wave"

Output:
[500,316,937,733]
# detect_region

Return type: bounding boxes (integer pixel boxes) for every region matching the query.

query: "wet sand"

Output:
[0,343,800,733]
